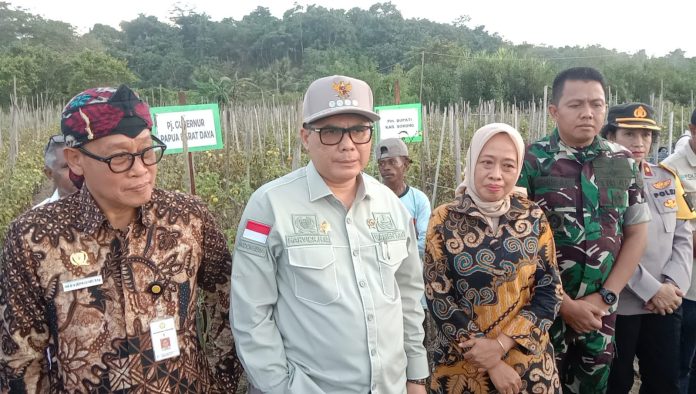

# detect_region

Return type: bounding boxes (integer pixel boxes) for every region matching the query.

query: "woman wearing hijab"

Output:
[424,123,563,394]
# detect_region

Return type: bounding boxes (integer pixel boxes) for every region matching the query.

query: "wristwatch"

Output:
[598,287,618,306]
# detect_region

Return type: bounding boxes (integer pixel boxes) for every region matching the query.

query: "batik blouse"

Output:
[424,192,562,393]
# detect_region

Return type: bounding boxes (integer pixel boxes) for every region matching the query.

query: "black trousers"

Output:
[607,310,682,394]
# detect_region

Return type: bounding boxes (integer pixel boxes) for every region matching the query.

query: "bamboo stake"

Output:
[431,106,448,208]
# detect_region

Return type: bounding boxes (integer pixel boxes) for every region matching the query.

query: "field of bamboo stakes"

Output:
[1,94,693,245]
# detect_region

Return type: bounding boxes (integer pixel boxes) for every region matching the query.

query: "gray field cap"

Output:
[303,75,380,124]
[375,138,409,160]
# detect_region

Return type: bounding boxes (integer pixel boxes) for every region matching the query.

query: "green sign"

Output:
[150,104,223,154]
[374,103,422,142]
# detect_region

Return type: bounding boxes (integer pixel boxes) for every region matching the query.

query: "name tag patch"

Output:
[62,275,103,292]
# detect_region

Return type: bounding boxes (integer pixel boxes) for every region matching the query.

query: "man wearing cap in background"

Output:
[231,75,429,393]
[602,103,694,394]
[662,107,696,394]
[34,134,78,208]
[0,85,243,392]
[375,138,431,259]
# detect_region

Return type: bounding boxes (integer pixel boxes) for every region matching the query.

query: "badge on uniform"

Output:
[62,275,103,292]
[242,220,271,244]
[652,179,672,190]
[70,251,90,266]
[150,317,180,361]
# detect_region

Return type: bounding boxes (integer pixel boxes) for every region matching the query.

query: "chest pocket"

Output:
[593,156,632,208]
[287,246,339,305]
[649,181,678,233]
[376,239,409,299]
[532,176,576,235]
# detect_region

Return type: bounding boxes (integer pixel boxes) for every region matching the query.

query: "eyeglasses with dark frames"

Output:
[77,135,167,174]
[305,125,373,146]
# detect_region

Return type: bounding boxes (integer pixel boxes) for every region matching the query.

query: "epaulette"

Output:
[659,163,696,220]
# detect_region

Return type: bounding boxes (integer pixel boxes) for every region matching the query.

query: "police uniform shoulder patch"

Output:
[664,199,677,209]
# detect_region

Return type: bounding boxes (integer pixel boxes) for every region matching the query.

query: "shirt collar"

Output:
[547,128,610,154]
[72,186,152,235]
[449,191,527,222]
[306,161,371,202]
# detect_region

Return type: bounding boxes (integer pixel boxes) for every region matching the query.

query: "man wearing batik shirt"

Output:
[0,85,243,392]
[517,67,650,393]
[231,75,428,393]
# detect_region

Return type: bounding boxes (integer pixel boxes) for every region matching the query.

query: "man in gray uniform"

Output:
[231,75,429,393]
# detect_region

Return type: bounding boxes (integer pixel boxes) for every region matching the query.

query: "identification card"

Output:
[150,317,180,361]
[62,275,103,292]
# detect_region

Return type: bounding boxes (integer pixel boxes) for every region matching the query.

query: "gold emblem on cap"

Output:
[70,251,89,266]
[633,105,647,118]
[332,81,352,99]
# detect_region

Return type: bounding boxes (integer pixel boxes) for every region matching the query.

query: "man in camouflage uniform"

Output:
[517,67,650,393]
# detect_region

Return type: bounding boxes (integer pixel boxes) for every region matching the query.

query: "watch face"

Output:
[601,289,618,305]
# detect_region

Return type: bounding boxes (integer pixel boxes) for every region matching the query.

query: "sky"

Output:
[10,0,695,57]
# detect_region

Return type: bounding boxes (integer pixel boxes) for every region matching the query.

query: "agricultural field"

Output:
[1,97,691,247]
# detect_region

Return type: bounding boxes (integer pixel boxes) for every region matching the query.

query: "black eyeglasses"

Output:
[305,125,373,146]
[77,135,167,173]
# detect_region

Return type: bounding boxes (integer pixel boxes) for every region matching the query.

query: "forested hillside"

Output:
[1,1,694,107]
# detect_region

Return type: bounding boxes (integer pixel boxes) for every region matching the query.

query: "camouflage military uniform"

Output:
[517,129,650,394]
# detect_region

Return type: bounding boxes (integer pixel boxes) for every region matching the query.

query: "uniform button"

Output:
[352,249,359,256]
[359,280,367,288]
[367,314,374,321]
[346,218,352,224]
[371,349,376,356]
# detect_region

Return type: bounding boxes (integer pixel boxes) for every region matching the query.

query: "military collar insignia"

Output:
[642,162,654,177]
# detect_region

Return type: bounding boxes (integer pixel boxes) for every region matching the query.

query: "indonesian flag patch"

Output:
[242,220,271,244]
